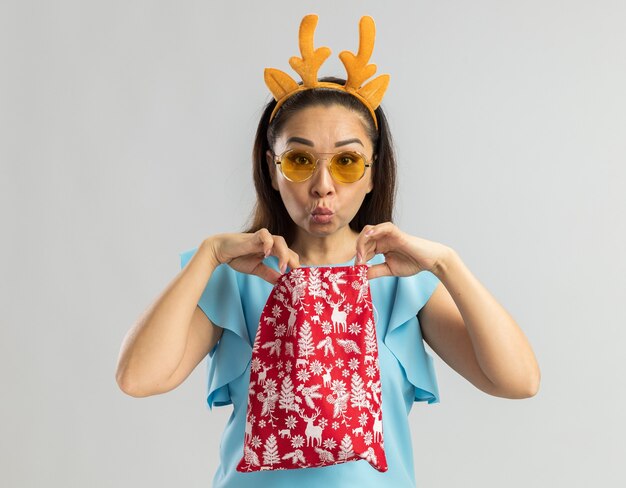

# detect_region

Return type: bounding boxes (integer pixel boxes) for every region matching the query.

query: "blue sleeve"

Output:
[382,270,442,404]
[179,247,253,410]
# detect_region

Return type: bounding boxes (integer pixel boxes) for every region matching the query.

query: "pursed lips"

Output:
[311,207,334,215]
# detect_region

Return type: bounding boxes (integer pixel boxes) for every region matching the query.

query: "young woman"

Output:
[116,15,540,488]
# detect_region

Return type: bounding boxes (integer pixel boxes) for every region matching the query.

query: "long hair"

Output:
[241,76,397,247]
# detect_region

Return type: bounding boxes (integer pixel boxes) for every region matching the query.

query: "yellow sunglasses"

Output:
[273,149,375,183]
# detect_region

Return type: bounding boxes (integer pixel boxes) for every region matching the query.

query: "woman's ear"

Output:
[266,150,279,191]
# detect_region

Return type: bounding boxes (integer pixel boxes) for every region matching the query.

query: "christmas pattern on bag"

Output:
[236,264,388,472]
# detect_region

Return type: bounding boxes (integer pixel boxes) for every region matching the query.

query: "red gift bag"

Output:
[236,263,388,473]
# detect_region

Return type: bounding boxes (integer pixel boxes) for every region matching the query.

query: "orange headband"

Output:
[264,14,390,130]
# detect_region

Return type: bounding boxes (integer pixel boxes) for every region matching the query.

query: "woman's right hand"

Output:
[207,229,300,285]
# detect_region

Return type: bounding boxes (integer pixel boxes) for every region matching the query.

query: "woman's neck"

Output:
[290,227,359,266]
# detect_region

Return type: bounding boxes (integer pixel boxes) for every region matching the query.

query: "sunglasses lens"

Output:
[280,150,316,182]
[330,151,366,183]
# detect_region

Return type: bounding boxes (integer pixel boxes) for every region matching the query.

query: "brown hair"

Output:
[241,76,397,247]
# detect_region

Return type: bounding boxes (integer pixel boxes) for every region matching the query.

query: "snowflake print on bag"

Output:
[236,264,388,473]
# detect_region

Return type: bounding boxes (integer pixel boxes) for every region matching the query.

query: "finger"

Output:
[256,228,274,258]
[359,241,377,264]
[366,222,395,238]
[255,263,283,285]
[288,248,301,269]
[356,225,376,263]
[359,234,374,262]
[274,235,292,274]
[357,223,400,263]
[367,262,392,280]
[356,232,378,264]
[268,235,298,274]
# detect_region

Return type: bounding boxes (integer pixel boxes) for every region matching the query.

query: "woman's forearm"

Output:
[433,249,541,397]
[115,238,219,396]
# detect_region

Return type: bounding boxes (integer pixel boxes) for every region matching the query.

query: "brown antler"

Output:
[289,14,332,87]
[338,16,389,109]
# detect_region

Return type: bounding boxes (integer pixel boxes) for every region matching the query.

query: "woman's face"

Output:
[266,104,375,241]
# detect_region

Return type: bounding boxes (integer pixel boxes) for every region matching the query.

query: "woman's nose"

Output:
[309,159,336,194]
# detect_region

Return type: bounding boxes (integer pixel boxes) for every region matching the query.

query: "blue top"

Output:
[179,248,442,488]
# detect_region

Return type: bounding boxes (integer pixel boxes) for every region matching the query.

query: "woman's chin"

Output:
[302,223,335,236]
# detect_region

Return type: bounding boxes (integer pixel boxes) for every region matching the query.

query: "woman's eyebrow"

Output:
[286,136,314,146]
[335,138,364,147]
[285,136,364,147]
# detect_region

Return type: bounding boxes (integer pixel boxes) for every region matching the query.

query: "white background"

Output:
[1,0,624,486]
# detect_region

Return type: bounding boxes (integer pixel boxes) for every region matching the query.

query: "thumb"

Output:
[255,263,283,285]
[366,263,392,280]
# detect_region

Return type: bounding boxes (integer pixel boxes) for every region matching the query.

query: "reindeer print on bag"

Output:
[236,264,388,473]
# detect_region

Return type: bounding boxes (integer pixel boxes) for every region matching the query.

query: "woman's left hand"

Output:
[355,222,451,279]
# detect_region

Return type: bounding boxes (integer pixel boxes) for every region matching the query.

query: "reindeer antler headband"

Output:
[264,14,390,130]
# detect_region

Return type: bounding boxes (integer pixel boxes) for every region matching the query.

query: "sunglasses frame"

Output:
[273,148,375,183]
